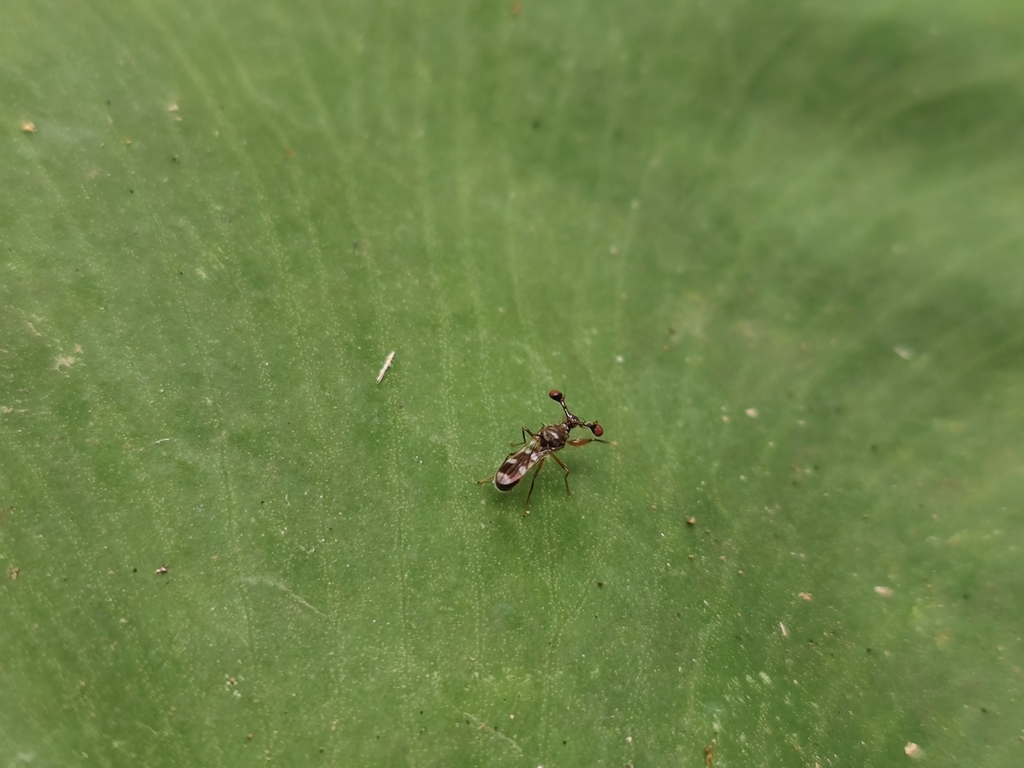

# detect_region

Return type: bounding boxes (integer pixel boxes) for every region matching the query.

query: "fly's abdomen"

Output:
[494,450,538,491]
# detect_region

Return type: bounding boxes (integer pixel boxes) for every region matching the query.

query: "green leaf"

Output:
[2,0,1022,765]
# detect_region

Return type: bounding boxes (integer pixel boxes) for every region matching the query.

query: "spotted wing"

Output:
[493,446,542,492]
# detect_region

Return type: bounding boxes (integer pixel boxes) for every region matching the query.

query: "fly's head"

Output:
[549,390,604,438]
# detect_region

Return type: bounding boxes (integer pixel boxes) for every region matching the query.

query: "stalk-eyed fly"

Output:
[478,390,606,515]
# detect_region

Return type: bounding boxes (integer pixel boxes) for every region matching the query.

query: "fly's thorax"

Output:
[539,424,569,449]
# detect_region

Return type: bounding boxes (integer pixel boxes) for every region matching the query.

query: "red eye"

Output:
[549,390,563,401]
[591,423,603,437]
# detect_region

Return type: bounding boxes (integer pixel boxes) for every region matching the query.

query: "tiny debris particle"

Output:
[721,415,731,423]
[745,407,759,418]
[904,742,922,759]
[155,565,169,575]
[615,355,624,364]
[247,733,254,740]
[376,350,396,383]
[874,586,894,597]
[21,121,36,133]
[780,622,788,637]
[9,566,19,580]
[168,103,179,112]
[704,740,716,766]
[799,592,813,601]
[894,346,914,361]
[687,516,696,525]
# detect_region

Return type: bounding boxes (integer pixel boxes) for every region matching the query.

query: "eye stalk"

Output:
[550,390,603,437]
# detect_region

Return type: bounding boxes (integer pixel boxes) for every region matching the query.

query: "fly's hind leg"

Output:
[523,457,546,516]
[551,454,572,496]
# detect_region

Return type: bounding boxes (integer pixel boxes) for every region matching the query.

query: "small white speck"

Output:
[875,586,894,597]
[745,408,759,418]
[376,350,396,383]
[779,622,788,637]
[615,355,624,364]
[894,345,914,361]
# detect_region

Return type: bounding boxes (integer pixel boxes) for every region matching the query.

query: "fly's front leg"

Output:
[477,474,495,486]
[551,454,572,496]
[512,426,538,448]
[523,457,546,516]
[567,437,607,447]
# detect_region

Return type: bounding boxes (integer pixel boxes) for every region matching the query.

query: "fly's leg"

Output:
[523,457,546,517]
[567,437,608,447]
[511,426,538,448]
[551,454,572,496]
[477,474,495,486]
